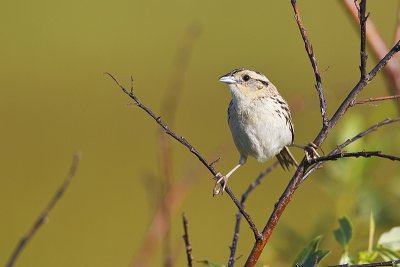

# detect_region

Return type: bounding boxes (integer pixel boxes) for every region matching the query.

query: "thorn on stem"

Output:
[210,157,221,167]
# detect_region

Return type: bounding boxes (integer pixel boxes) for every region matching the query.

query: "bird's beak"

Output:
[219,75,236,84]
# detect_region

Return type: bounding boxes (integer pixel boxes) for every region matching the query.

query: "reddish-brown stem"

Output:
[245,164,306,266]
[228,162,279,267]
[351,95,400,105]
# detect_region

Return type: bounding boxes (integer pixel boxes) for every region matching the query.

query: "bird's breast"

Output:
[228,97,292,162]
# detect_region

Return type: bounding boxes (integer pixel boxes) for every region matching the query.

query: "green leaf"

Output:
[377,226,400,251]
[197,260,226,267]
[333,217,353,249]
[293,235,330,267]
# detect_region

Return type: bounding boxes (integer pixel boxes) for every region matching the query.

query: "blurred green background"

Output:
[1,0,399,266]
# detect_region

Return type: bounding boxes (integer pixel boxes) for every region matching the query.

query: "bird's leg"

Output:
[213,157,246,196]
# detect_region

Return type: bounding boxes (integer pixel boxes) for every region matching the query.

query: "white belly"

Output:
[228,97,293,162]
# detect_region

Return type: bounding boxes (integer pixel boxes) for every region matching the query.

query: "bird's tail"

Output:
[276,146,298,171]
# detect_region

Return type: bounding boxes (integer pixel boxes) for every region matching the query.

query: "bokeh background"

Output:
[1,0,399,266]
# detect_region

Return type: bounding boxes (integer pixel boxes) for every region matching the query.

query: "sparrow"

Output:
[214,68,298,195]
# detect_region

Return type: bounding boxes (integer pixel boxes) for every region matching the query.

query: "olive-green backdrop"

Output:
[1,1,399,266]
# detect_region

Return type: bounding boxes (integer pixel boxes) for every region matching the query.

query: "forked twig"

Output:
[6,153,80,267]
[303,117,400,180]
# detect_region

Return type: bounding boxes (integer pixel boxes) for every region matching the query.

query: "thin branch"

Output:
[228,161,279,267]
[329,259,400,267]
[337,117,400,151]
[341,0,400,100]
[351,95,400,106]
[106,73,261,241]
[182,213,193,267]
[367,41,400,80]
[244,162,306,266]
[6,153,80,267]
[291,0,328,127]
[303,117,400,180]
[106,72,216,174]
[359,0,369,80]
[308,151,400,164]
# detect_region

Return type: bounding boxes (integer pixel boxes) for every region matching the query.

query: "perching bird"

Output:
[214,68,298,195]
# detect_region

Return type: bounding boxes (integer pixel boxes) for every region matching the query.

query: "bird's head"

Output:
[219,68,277,100]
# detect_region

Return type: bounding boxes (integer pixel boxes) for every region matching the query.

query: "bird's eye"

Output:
[242,74,250,81]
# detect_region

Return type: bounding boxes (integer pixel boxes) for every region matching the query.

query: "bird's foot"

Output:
[305,142,321,162]
[213,173,228,196]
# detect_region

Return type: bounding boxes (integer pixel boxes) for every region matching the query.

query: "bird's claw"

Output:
[305,142,320,162]
[213,173,227,196]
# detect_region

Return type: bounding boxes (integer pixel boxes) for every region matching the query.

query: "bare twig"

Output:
[335,117,400,150]
[182,213,193,267]
[329,259,400,267]
[291,0,328,127]
[105,73,261,241]
[351,95,400,106]
[228,161,279,267]
[358,0,369,80]
[341,0,400,100]
[6,153,80,267]
[308,151,400,164]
